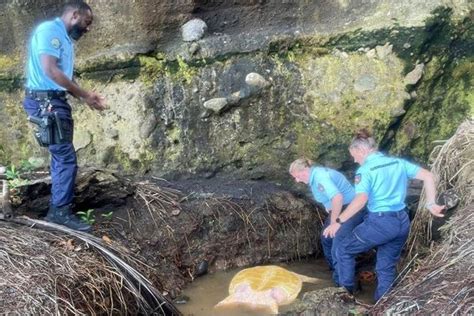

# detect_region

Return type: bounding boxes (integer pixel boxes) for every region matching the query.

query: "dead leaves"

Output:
[58,239,82,252]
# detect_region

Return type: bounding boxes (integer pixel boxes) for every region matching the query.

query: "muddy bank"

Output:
[10,169,325,301]
[124,178,325,297]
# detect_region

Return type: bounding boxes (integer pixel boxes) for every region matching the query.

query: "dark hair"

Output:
[354,128,372,140]
[350,128,377,150]
[63,1,92,15]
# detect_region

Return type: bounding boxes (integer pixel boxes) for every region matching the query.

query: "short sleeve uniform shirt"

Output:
[26,18,74,90]
[354,152,420,212]
[308,167,355,212]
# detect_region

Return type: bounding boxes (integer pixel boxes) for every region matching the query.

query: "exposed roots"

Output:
[134,181,184,228]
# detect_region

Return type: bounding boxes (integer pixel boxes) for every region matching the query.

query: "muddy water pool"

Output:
[177,259,374,315]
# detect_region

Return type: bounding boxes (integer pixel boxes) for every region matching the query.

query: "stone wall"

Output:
[0,0,472,180]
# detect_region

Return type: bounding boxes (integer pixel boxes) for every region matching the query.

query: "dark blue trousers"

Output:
[336,210,410,300]
[321,207,366,286]
[23,97,77,208]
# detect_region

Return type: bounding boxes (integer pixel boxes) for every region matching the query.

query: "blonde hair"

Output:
[349,128,377,151]
[289,158,314,174]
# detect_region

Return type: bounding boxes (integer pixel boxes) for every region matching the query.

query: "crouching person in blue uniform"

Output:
[23,1,106,231]
[324,129,445,301]
[289,158,365,286]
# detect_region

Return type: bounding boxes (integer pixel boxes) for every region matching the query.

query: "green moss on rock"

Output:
[290,51,406,166]
[138,54,197,87]
[388,8,473,160]
[0,55,23,92]
[391,57,473,159]
[0,55,20,72]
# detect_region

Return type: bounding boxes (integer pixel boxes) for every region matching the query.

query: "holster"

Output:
[28,112,73,147]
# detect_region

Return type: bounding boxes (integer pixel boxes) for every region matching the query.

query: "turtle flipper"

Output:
[214,288,280,314]
[294,273,321,284]
[214,294,236,309]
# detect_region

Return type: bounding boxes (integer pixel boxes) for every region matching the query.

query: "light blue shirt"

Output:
[309,167,355,212]
[355,152,421,212]
[25,18,74,90]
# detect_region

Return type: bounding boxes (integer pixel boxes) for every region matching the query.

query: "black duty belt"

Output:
[26,89,67,100]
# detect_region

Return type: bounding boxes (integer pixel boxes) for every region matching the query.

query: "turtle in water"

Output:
[214,265,321,314]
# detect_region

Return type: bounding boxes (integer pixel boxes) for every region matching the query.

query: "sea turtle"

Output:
[438,189,459,211]
[214,265,321,314]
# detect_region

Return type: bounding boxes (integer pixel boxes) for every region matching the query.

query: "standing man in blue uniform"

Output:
[323,129,445,301]
[23,1,106,231]
[289,158,365,286]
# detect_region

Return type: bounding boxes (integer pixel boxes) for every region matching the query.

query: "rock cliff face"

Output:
[0,0,472,179]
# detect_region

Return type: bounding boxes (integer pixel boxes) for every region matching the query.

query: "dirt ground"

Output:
[11,169,327,300]
[13,161,453,316]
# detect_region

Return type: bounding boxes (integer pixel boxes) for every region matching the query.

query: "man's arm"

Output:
[41,54,106,110]
[329,193,343,224]
[338,193,367,223]
[323,193,367,238]
[414,168,445,217]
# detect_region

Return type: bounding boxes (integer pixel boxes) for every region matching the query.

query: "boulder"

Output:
[181,18,208,42]
[404,63,425,85]
[203,97,228,113]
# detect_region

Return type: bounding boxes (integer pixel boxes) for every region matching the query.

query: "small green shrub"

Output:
[6,165,20,180]
[77,209,96,225]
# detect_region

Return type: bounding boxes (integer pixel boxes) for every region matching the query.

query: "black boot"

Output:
[344,279,362,296]
[45,204,91,232]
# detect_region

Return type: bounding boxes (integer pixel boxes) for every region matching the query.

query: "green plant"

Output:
[101,211,113,220]
[8,178,29,188]
[6,165,20,180]
[77,209,96,225]
[5,164,32,188]
[19,160,35,173]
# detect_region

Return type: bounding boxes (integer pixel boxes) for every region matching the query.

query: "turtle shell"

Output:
[228,265,303,305]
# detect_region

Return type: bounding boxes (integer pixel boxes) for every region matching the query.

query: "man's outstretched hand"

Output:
[84,91,107,111]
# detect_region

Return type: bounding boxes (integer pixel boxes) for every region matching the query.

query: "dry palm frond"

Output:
[0,217,181,315]
[406,120,474,257]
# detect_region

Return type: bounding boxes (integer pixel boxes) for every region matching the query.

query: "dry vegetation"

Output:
[0,219,180,315]
[372,120,474,314]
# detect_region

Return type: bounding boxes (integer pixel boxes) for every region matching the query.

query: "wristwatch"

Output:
[336,217,344,225]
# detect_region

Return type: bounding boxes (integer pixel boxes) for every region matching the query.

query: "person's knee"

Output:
[335,243,350,261]
[50,144,77,162]
[337,237,365,260]
[376,260,397,272]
